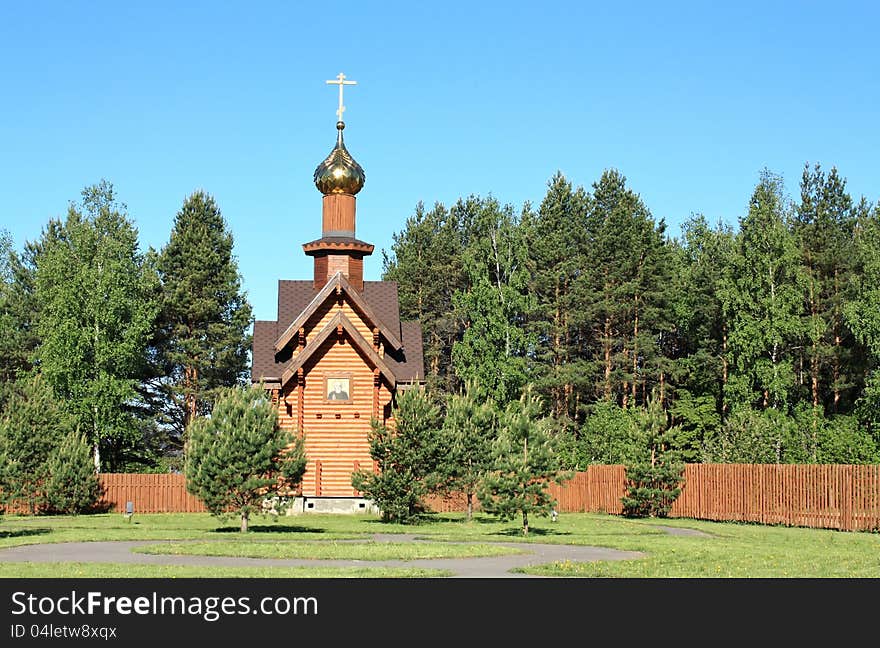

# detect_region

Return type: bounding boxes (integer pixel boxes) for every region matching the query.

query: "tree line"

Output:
[2,161,878,517]
[383,163,880,467]
[0,180,252,513]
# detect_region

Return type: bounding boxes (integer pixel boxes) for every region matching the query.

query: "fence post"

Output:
[841,467,853,532]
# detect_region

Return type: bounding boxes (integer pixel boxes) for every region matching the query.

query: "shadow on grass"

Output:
[0,528,51,539]
[213,525,330,534]
[359,517,438,527]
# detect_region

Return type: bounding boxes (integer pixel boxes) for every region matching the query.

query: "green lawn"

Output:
[515,517,880,577]
[0,562,450,578]
[134,540,524,560]
[1,510,878,577]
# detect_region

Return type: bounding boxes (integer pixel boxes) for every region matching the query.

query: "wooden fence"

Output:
[549,465,627,514]
[669,464,880,532]
[412,464,880,532]
[20,465,880,532]
[98,473,207,513]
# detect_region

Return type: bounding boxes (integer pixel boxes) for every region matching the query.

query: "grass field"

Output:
[1,510,878,577]
[0,562,451,578]
[134,540,525,560]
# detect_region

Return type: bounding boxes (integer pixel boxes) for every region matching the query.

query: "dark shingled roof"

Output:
[362,281,401,341]
[251,320,283,381]
[276,280,316,329]
[384,320,425,382]
[251,280,423,385]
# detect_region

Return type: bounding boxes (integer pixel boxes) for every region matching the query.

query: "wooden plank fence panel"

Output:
[95,473,208,513]
[6,465,879,530]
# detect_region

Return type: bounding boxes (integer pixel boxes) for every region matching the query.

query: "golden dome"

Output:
[313,121,365,195]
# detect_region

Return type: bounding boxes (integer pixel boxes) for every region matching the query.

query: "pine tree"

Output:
[437,381,497,521]
[478,387,570,535]
[155,191,253,444]
[185,385,306,532]
[351,387,444,523]
[45,431,102,515]
[794,164,859,415]
[0,374,72,513]
[580,170,675,408]
[525,172,592,421]
[620,393,685,517]
[34,181,158,471]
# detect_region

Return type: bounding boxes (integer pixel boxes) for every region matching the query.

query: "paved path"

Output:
[0,534,646,578]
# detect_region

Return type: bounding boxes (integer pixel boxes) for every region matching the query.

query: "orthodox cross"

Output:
[326,72,357,122]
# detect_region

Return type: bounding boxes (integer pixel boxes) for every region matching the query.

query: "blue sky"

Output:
[1,1,878,322]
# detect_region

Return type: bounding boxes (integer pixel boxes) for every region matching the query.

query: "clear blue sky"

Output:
[1,1,878,322]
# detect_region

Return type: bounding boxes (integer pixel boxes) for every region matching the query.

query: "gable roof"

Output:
[251,278,424,387]
[280,310,397,388]
[274,272,403,354]
[275,280,402,340]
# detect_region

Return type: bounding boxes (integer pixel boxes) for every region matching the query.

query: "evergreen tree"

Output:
[185,385,306,532]
[794,164,859,415]
[0,373,72,513]
[155,191,253,445]
[351,387,444,523]
[437,381,497,521]
[34,181,158,471]
[723,170,804,415]
[620,394,685,518]
[452,197,534,404]
[580,170,675,408]
[478,387,570,535]
[524,173,592,422]
[45,431,102,515]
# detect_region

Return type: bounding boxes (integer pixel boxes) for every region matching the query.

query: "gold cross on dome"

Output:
[326,72,357,122]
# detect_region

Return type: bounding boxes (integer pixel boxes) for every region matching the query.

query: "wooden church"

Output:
[251,74,424,512]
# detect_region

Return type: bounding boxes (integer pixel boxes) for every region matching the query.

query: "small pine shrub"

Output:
[621,461,684,518]
[45,431,102,514]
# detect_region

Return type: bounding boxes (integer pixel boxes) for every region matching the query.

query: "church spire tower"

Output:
[304,72,374,292]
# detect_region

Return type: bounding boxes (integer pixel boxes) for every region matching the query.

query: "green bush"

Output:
[185,385,306,532]
[351,387,443,524]
[620,461,684,518]
[45,431,102,515]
